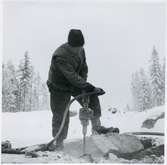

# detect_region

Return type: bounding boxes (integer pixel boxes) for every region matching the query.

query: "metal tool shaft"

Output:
[83,133,86,155]
[82,124,87,155]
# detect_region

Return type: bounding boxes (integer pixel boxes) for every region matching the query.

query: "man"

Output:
[47,29,118,151]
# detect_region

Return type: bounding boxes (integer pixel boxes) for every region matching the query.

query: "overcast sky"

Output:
[3,1,165,110]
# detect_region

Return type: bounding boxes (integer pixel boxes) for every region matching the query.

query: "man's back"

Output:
[47,43,88,92]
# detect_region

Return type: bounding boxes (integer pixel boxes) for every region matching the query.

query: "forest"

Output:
[131,46,165,111]
[2,51,50,112]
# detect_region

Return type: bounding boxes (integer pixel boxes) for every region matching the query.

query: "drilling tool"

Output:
[79,96,93,155]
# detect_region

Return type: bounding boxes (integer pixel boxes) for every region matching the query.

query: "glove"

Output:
[83,82,95,92]
[93,87,105,95]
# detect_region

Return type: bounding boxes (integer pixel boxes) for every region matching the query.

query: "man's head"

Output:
[68,29,85,47]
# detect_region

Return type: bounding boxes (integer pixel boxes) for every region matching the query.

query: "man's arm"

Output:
[55,57,94,91]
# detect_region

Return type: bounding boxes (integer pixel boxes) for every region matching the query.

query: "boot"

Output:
[91,117,120,135]
[94,126,120,134]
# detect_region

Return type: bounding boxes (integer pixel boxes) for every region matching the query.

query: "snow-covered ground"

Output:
[2,106,164,148]
[1,106,165,163]
[102,106,164,133]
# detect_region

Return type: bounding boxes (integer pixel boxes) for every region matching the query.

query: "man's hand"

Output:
[82,83,105,95]
[84,82,95,92]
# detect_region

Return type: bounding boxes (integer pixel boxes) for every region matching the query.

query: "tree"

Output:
[2,51,50,112]
[138,68,152,110]
[149,46,163,107]
[131,69,152,111]
[160,58,165,105]
[131,71,140,111]
[2,61,18,112]
[17,51,32,111]
[31,72,41,111]
[29,72,50,111]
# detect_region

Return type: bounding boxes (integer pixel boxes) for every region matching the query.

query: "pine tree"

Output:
[31,72,41,111]
[161,58,165,105]
[2,61,18,112]
[28,65,35,111]
[131,71,140,111]
[149,46,163,107]
[134,70,147,111]
[131,69,152,111]
[17,51,32,111]
[2,51,50,112]
[139,68,152,110]
[2,52,50,112]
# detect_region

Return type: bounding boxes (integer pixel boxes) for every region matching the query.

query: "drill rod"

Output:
[83,133,86,155]
[82,124,88,155]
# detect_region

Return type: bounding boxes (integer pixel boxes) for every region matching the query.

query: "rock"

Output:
[80,154,94,163]
[140,137,153,149]
[108,153,118,160]
[132,144,164,160]
[143,155,154,163]
[142,112,164,129]
[2,140,12,150]
[142,119,157,129]
[113,144,164,160]
[42,153,48,157]
[92,133,144,154]
[25,151,39,158]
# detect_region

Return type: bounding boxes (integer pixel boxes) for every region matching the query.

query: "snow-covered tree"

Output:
[17,51,33,111]
[138,68,152,110]
[2,61,18,112]
[131,71,141,111]
[160,58,165,105]
[131,69,152,111]
[149,46,164,107]
[30,72,49,111]
[131,46,165,111]
[2,52,50,113]
[31,72,41,111]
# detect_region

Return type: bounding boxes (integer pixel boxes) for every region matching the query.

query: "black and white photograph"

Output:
[1,0,166,163]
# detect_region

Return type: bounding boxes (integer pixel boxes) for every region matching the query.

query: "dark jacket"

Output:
[47,43,93,92]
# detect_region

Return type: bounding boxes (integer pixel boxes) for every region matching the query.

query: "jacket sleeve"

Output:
[55,57,94,91]
[79,50,88,81]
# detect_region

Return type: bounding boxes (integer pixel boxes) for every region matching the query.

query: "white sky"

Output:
[3,0,166,110]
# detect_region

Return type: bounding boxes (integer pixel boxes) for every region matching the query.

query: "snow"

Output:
[101,106,164,133]
[2,106,164,148]
[1,106,164,163]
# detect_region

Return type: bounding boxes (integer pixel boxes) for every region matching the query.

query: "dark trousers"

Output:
[50,90,101,142]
